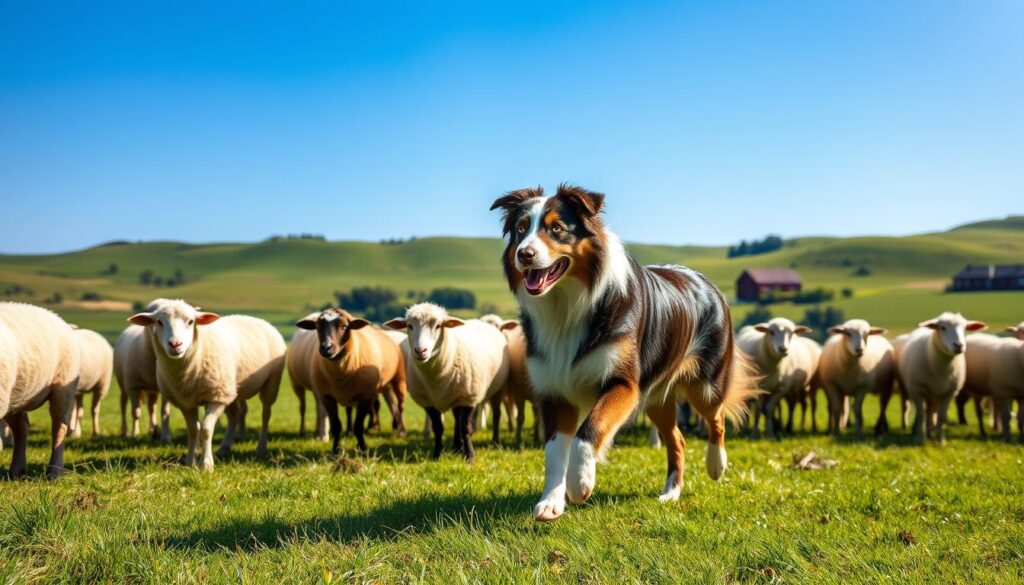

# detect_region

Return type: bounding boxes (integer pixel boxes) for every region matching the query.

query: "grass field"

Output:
[2,378,1023,584]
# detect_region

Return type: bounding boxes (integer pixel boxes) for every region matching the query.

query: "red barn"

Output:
[736,268,802,302]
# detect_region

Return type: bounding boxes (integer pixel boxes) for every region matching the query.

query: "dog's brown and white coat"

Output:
[491,184,756,521]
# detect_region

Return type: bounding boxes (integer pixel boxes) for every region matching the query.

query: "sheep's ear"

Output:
[868,327,887,336]
[384,318,408,330]
[129,313,156,326]
[754,324,770,333]
[296,319,316,330]
[500,320,520,331]
[966,321,987,331]
[794,325,813,335]
[919,319,939,330]
[828,326,845,335]
[348,318,370,330]
[442,318,465,328]
[195,312,220,326]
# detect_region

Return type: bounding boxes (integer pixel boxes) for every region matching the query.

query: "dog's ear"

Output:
[556,183,605,234]
[490,187,545,237]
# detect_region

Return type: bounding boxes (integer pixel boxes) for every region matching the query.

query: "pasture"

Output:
[2,380,1023,584]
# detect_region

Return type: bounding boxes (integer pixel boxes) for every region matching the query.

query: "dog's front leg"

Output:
[567,379,641,505]
[534,396,578,521]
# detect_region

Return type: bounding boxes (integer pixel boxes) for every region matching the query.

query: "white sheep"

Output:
[69,327,113,438]
[736,318,821,439]
[289,308,407,453]
[818,319,895,436]
[480,314,539,446]
[963,332,1024,442]
[0,302,81,478]
[129,300,286,470]
[894,312,986,444]
[386,302,509,461]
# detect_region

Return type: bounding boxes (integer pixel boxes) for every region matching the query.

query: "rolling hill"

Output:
[1,216,1022,339]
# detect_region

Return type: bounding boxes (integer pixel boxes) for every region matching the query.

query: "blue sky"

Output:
[1,1,1021,253]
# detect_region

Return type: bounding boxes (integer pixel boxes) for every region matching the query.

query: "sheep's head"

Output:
[1005,322,1024,341]
[479,313,519,334]
[754,318,812,358]
[296,308,369,360]
[129,299,219,359]
[828,319,886,358]
[919,312,986,356]
[385,303,463,362]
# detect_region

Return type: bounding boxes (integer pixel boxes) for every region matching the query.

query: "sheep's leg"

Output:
[955,391,970,425]
[145,392,159,440]
[384,385,406,438]
[459,406,477,462]
[750,396,763,439]
[993,396,1012,443]
[367,397,381,434]
[131,390,142,438]
[198,402,227,472]
[45,381,75,479]
[353,399,371,453]
[490,393,502,446]
[0,419,10,449]
[514,398,527,448]
[4,412,29,478]
[784,397,795,434]
[911,395,926,444]
[936,396,952,445]
[876,387,892,436]
[567,381,641,505]
[236,400,248,440]
[69,394,83,439]
[504,395,517,432]
[322,395,343,455]
[852,392,867,438]
[296,386,307,438]
[764,393,784,440]
[647,398,686,502]
[314,395,329,442]
[160,395,172,444]
[91,390,102,437]
[181,406,199,467]
[452,408,465,453]
[344,406,353,437]
[810,389,818,434]
[216,401,240,458]
[423,407,444,459]
[973,396,987,438]
[422,413,433,439]
[119,389,129,437]
[533,395,579,521]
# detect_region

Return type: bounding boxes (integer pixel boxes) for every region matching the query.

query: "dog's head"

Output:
[490,184,609,297]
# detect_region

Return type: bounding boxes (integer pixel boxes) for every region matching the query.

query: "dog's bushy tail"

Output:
[720,345,763,426]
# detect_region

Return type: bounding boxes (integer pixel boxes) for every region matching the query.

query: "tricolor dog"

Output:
[490,184,757,521]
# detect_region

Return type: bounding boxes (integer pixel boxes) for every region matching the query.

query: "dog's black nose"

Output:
[517,247,536,263]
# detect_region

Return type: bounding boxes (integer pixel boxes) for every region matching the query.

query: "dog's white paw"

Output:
[534,492,566,522]
[705,444,727,481]
[658,470,682,502]
[566,440,597,504]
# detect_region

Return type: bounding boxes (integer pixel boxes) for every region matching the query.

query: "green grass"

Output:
[2,379,1023,584]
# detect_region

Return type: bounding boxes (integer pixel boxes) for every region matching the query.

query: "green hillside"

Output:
[1,217,1022,339]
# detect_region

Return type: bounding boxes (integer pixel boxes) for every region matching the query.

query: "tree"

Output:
[427,287,476,310]
[737,305,773,330]
[799,305,845,343]
[139,269,155,285]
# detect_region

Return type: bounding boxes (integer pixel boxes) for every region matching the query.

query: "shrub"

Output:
[799,306,845,343]
[81,292,102,301]
[737,306,773,330]
[427,287,476,310]
[853,266,872,277]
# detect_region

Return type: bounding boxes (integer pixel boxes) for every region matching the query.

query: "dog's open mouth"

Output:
[524,258,569,296]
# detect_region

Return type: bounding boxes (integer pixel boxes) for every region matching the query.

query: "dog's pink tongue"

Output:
[526,268,546,290]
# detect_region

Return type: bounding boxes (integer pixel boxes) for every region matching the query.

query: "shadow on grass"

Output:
[163,489,542,551]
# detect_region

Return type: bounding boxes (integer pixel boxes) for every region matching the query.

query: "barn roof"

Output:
[740,268,802,285]
[954,264,1024,279]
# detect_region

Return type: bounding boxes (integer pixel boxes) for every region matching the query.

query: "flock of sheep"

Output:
[1,299,1023,478]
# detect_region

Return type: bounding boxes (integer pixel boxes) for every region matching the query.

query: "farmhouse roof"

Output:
[740,268,802,286]
[954,264,1024,279]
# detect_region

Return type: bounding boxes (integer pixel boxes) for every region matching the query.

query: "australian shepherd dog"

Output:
[490,184,758,521]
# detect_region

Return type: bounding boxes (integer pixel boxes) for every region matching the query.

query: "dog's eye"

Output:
[550,224,563,235]
[516,223,527,236]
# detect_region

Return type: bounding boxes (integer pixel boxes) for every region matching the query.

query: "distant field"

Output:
[2,378,1023,583]
[1,216,1023,340]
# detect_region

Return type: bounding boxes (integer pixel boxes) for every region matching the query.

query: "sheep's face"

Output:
[490,185,606,297]
[385,304,464,362]
[1006,322,1024,341]
[754,319,812,358]
[129,301,219,359]
[296,308,369,360]
[828,319,886,358]
[479,314,519,335]
[920,312,986,356]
